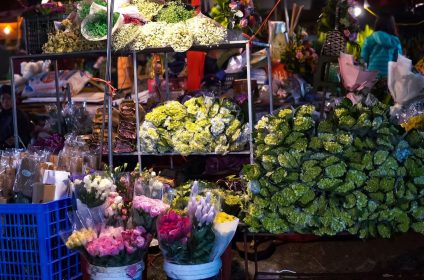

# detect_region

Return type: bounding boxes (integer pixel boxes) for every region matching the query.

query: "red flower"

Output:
[158,211,191,243]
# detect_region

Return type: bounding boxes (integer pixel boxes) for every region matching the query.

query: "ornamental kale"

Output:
[244,102,424,238]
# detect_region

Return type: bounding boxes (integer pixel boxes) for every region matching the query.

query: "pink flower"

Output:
[133,195,169,217]
[239,18,248,28]
[86,235,124,257]
[229,2,237,10]
[343,29,351,38]
[296,51,304,60]
[158,211,192,243]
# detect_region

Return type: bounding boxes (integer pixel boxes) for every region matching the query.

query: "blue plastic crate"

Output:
[0,199,82,280]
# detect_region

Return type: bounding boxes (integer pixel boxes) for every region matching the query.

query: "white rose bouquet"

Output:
[73,174,117,208]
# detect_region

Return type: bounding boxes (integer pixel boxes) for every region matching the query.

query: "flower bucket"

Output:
[89,261,144,280]
[163,259,222,280]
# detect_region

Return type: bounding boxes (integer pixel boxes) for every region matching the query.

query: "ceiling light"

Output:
[3,26,11,35]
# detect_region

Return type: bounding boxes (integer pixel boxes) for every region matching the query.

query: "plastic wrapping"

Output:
[0,150,20,199]
[13,153,45,199]
[81,2,124,41]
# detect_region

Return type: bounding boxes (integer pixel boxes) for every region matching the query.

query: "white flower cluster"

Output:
[82,175,117,200]
[163,22,193,52]
[127,16,227,52]
[131,22,168,50]
[112,24,142,50]
[186,15,227,46]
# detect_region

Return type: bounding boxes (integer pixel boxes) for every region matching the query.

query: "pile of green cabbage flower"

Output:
[243,101,424,238]
[139,96,248,155]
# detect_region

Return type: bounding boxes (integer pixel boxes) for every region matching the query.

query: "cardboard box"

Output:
[32,183,56,203]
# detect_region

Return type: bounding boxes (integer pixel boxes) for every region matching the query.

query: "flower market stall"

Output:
[1,0,424,279]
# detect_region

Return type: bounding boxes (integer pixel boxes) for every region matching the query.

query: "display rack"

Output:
[10,1,273,171]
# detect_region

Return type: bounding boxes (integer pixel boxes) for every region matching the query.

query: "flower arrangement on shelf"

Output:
[139,95,249,155]
[43,0,229,53]
[210,0,261,36]
[280,29,318,77]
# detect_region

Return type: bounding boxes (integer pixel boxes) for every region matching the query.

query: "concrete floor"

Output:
[146,232,424,279]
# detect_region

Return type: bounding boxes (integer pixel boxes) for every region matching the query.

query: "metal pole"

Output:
[133,52,142,173]
[105,0,115,170]
[9,57,19,149]
[53,60,63,134]
[246,42,254,164]
[266,47,273,114]
[164,53,170,100]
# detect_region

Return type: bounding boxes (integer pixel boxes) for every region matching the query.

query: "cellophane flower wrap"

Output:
[158,181,218,264]
[210,212,239,260]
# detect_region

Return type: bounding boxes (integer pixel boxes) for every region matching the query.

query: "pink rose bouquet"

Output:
[133,195,170,232]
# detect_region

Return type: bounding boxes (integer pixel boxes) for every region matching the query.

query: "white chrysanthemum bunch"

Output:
[112,24,143,50]
[164,22,193,52]
[186,15,227,46]
[139,21,169,49]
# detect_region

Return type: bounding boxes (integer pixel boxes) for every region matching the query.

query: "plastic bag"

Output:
[81,3,124,41]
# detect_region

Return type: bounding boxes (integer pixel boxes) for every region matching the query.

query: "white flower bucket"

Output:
[89,261,144,280]
[163,259,222,280]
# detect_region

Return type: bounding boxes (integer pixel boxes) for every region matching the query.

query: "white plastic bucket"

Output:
[163,259,222,280]
[89,261,144,280]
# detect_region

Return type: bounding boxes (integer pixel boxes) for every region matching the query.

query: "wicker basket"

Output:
[24,12,67,54]
[320,2,347,57]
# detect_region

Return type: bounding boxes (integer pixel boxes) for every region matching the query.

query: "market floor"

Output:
[146,232,424,279]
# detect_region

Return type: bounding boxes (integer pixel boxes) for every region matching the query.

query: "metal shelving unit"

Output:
[10,1,273,170]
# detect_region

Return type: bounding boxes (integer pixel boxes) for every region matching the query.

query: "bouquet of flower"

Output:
[133,195,170,232]
[73,173,117,208]
[210,0,261,36]
[66,225,152,268]
[281,30,318,77]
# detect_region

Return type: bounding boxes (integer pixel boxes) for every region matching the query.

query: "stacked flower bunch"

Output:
[139,96,249,155]
[243,101,424,238]
[157,181,239,272]
[281,29,318,77]
[113,1,228,52]
[43,19,105,53]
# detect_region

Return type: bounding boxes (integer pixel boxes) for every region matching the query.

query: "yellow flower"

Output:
[66,229,97,249]
[401,114,424,132]
[214,212,236,224]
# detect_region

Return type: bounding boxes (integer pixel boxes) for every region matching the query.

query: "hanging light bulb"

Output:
[353,6,362,17]
[3,26,11,35]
